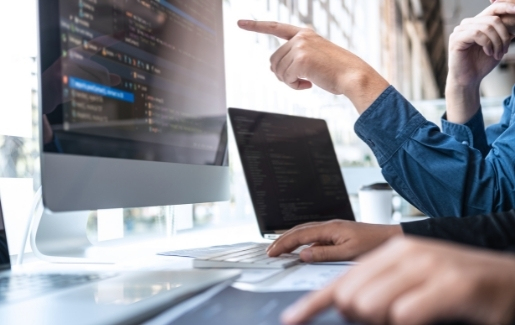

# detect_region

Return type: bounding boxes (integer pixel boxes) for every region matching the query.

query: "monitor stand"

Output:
[30,208,113,264]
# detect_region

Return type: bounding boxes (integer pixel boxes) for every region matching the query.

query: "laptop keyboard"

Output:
[193,243,301,269]
[0,273,115,304]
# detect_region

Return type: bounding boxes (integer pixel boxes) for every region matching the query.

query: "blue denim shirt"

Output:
[354,85,515,218]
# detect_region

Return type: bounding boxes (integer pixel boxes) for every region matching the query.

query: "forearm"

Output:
[445,77,481,124]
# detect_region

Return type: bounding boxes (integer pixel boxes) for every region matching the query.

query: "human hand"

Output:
[282,237,515,325]
[267,220,403,262]
[445,1,515,123]
[447,2,515,88]
[237,20,389,112]
[492,0,515,33]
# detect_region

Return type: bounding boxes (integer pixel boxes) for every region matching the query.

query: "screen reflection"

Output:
[41,0,227,166]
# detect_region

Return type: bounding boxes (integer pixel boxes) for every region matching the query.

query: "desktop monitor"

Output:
[35,0,229,260]
[38,0,229,211]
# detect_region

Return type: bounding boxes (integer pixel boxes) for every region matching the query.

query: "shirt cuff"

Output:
[401,220,434,238]
[354,86,427,165]
[441,109,489,156]
[402,219,515,254]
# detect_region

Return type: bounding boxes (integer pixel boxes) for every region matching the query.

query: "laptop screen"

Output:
[0,197,10,270]
[229,108,354,233]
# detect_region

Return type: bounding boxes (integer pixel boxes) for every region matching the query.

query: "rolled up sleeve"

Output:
[354,86,427,165]
[354,86,513,218]
[441,109,490,157]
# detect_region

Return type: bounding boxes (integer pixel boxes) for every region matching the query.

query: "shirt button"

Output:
[462,141,469,146]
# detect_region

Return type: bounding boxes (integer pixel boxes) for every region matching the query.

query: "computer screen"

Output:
[38,0,230,213]
[229,109,354,232]
[41,0,227,166]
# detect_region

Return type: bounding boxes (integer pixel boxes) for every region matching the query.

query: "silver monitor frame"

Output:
[30,155,230,263]
[42,153,230,212]
[33,0,230,263]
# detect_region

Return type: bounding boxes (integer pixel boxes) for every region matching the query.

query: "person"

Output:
[238,1,515,219]
[281,237,515,325]
[249,0,515,264]
[236,0,515,263]
[237,3,515,324]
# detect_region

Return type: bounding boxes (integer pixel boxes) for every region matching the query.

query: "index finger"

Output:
[238,20,302,40]
[281,281,338,325]
[477,2,515,17]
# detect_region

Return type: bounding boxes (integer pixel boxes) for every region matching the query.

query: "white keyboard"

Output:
[193,243,301,269]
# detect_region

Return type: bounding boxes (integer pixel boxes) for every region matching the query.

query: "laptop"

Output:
[174,108,355,268]
[229,108,355,239]
[0,196,240,324]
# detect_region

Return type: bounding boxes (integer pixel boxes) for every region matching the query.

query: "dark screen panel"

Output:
[0,198,11,270]
[40,0,227,166]
[229,108,354,232]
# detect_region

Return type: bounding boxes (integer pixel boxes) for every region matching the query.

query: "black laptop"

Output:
[228,108,355,240]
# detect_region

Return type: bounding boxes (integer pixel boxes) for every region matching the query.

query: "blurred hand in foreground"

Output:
[282,237,515,325]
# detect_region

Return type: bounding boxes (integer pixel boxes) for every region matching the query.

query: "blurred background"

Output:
[0,0,510,247]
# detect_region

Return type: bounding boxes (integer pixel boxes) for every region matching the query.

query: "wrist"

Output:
[373,224,403,251]
[387,225,404,238]
[445,78,481,124]
[339,66,390,114]
[445,76,481,95]
[373,224,404,244]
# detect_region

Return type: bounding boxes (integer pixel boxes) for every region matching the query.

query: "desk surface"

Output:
[14,216,426,273]
[14,221,264,273]
[8,217,427,325]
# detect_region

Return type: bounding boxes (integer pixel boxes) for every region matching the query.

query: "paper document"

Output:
[234,264,352,292]
[236,269,282,283]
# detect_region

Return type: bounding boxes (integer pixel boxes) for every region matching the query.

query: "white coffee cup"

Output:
[359,183,393,224]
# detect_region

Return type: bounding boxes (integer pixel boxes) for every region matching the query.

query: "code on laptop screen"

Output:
[229,108,354,231]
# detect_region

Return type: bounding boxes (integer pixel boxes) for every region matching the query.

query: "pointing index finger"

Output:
[281,282,338,324]
[238,20,301,40]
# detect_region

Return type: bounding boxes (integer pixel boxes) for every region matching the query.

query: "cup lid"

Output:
[360,183,392,191]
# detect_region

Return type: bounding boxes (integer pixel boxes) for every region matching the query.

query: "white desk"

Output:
[9,216,427,324]
[14,215,426,274]
[14,220,264,272]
